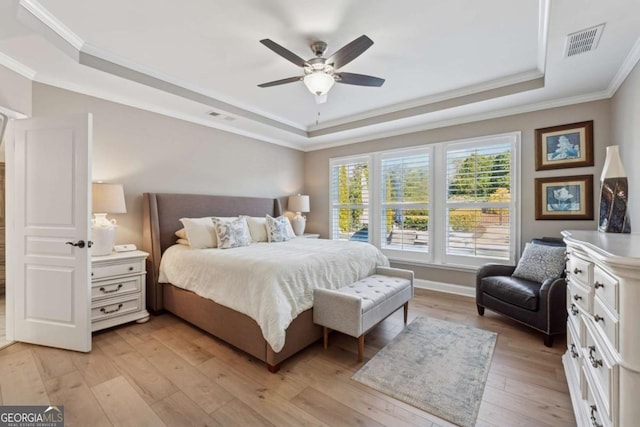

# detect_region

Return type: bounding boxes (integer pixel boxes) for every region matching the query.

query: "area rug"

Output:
[352,316,497,427]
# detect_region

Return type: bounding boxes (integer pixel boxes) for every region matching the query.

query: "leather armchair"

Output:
[476,239,567,347]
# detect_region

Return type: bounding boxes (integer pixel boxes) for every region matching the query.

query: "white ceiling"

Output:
[0,0,639,151]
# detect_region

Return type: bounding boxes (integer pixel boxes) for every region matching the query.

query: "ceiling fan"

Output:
[258,35,385,104]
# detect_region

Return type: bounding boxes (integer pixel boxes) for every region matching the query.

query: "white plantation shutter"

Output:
[445,141,514,262]
[330,157,370,241]
[380,150,430,256]
[329,132,519,267]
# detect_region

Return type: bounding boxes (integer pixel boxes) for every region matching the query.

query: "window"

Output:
[330,133,519,268]
[330,156,370,241]
[379,149,431,260]
[444,139,515,266]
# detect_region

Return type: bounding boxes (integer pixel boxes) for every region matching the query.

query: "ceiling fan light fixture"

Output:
[303,72,335,96]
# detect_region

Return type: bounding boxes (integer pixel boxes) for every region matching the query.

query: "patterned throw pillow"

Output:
[212,217,251,249]
[266,215,292,243]
[512,242,566,283]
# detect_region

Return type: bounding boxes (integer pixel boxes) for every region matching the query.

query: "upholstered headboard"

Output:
[141,193,282,311]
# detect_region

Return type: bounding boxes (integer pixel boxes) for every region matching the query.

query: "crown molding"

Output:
[19,0,83,49]
[607,36,640,96]
[0,51,36,80]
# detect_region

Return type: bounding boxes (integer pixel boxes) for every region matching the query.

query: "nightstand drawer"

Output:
[92,275,141,301]
[91,294,142,323]
[92,259,143,280]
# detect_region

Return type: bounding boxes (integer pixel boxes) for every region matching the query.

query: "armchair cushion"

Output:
[512,242,566,283]
[480,276,540,311]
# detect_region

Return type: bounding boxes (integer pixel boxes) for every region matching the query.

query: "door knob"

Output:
[65,240,86,248]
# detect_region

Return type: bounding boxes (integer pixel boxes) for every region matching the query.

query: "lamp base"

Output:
[291,214,306,236]
[92,213,117,255]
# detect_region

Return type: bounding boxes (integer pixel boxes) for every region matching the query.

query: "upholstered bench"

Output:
[313,267,414,362]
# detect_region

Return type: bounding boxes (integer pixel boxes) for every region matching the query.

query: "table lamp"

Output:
[288,194,310,236]
[92,183,127,255]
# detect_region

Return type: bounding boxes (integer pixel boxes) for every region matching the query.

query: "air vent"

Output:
[565,24,605,57]
[207,111,235,121]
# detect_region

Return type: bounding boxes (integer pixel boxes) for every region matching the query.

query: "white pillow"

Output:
[284,216,296,239]
[512,243,566,283]
[213,217,251,249]
[266,215,293,243]
[244,216,268,242]
[179,217,216,249]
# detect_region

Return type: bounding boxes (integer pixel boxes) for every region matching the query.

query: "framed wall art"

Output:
[535,175,594,220]
[535,120,594,171]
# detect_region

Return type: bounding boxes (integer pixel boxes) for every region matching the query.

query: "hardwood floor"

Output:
[0,293,9,349]
[0,289,576,426]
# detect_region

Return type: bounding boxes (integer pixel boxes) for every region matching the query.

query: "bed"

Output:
[141,192,388,372]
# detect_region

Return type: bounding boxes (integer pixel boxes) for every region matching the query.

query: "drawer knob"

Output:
[594,281,604,289]
[573,294,582,301]
[128,266,134,271]
[573,267,582,275]
[99,284,123,294]
[100,303,123,315]
[594,314,604,323]
[570,343,579,358]
[590,405,602,427]
[570,304,579,316]
[588,346,603,368]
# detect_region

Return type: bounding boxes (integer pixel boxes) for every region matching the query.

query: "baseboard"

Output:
[414,278,475,298]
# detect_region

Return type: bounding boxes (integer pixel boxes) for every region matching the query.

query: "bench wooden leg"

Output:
[323,327,329,349]
[404,301,409,324]
[358,335,364,363]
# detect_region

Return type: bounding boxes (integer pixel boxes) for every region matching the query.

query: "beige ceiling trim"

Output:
[0,51,36,80]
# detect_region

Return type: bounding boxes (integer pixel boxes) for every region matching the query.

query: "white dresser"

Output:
[91,250,150,332]
[562,230,640,427]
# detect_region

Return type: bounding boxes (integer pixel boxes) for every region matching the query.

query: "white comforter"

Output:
[159,238,389,352]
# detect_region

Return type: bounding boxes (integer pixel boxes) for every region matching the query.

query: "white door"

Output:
[6,114,92,352]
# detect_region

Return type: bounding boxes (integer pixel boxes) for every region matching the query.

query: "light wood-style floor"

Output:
[0,289,575,426]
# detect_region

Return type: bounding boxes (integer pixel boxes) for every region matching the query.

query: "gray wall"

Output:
[0,64,32,116]
[611,61,640,223]
[304,100,611,286]
[32,83,305,248]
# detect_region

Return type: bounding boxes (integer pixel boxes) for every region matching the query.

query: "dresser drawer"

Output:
[92,259,143,280]
[566,255,593,288]
[593,296,619,351]
[594,266,618,313]
[568,278,591,313]
[92,275,141,301]
[567,288,582,335]
[585,323,617,420]
[585,381,611,427]
[91,294,142,323]
[567,320,585,398]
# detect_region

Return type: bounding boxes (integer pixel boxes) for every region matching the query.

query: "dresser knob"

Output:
[573,267,582,275]
[570,304,579,316]
[573,294,582,301]
[588,346,603,369]
[570,343,579,358]
[594,314,604,323]
[594,281,604,289]
[128,266,134,271]
[590,405,602,427]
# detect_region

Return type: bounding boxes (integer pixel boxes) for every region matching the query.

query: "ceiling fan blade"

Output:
[257,76,302,88]
[326,35,374,69]
[260,39,307,67]
[335,72,385,87]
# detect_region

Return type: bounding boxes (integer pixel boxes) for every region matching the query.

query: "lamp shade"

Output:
[288,194,310,213]
[92,183,127,214]
[303,73,335,96]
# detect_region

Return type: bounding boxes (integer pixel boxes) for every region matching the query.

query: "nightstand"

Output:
[91,250,150,332]
[300,233,320,239]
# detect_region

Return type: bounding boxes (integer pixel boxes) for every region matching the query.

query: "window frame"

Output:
[329,155,372,242]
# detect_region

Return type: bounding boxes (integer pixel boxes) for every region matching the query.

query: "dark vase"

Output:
[598,146,631,233]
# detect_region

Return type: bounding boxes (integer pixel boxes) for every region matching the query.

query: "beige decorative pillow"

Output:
[176,238,190,246]
[179,217,216,249]
[244,216,268,242]
[512,243,566,283]
[175,228,187,239]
